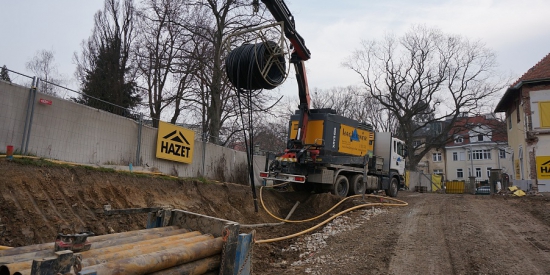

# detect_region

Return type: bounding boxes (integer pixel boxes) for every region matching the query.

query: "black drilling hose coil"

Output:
[225,41,286,90]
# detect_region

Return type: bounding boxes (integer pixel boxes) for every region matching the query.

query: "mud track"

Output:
[1,159,550,274]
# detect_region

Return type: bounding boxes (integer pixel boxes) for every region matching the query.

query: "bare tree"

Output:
[133,0,197,127]
[26,49,63,96]
[310,85,397,132]
[344,25,510,170]
[181,0,269,145]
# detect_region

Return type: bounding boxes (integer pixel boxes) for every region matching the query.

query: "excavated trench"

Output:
[0,158,358,274]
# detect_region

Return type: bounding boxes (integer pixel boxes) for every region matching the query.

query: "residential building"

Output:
[445,114,512,181]
[416,142,446,176]
[495,53,550,192]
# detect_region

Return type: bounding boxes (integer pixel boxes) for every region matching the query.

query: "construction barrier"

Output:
[446,181,465,194]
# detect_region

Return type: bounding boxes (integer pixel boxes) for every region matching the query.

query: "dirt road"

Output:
[1,159,550,274]
[256,192,550,275]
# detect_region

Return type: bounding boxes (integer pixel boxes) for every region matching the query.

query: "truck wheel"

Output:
[349,174,365,195]
[385,177,399,197]
[331,175,349,197]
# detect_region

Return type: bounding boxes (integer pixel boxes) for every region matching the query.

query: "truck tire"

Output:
[349,174,365,195]
[331,175,349,197]
[385,177,399,197]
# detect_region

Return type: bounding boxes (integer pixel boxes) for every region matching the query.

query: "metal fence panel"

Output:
[0,82,28,154]
[0,78,266,185]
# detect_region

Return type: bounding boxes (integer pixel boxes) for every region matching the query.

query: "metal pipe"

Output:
[90,228,191,250]
[12,254,221,275]
[136,112,143,166]
[81,234,215,267]
[241,201,300,228]
[0,228,188,263]
[80,231,202,260]
[24,79,39,155]
[79,237,223,275]
[20,77,36,153]
[148,255,220,275]
[1,232,206,274]
[0,226,180,257]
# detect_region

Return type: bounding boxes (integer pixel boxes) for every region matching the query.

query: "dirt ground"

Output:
[2,158,550,274]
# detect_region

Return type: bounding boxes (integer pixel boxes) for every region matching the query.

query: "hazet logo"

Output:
[161,130,191,157]
[536,156,550,180]
[156,121,195,164]
[541,160,550,174]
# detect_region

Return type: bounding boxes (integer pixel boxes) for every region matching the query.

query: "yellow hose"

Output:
[255,185,408,244]
[260,185,408,223]
[0,245,12,250]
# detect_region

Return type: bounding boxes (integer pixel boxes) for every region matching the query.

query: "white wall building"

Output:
[445,115,513,181]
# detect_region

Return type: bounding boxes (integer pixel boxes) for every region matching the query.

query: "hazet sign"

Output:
[156,121,195,164]
[536,156,550,180]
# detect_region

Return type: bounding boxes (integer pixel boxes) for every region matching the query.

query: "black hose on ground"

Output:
[225,41,286,90]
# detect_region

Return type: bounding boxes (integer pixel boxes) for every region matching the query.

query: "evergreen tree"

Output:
[0,65,11,82]
[74,0,140,116]
[78,37,140,115]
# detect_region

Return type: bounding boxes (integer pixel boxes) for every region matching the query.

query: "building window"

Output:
[413,140,421,147]
[457,169,463,178]
[499,149,506,159]
[477,134,484,142]
[475,167,482,178]
[454,136,463,143]
[508,114,512,129]
[452,152,465,161]
[434,169,443,175]
[432,153,442,162]
[486,167,492,178]
[470,149,491,160]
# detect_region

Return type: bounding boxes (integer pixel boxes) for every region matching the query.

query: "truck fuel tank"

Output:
[289,109,374,158]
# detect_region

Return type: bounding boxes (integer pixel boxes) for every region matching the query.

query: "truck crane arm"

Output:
[261,0,312,149]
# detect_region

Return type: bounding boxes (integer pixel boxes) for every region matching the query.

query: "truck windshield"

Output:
[396,142,404,157]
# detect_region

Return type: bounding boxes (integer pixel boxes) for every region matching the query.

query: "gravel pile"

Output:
[283,205,387,271]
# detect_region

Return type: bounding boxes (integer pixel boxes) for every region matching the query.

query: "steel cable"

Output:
[225,41,286,90]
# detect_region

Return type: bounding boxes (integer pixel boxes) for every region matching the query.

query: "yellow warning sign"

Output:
[536,156,550,180]
[156,121,195,163]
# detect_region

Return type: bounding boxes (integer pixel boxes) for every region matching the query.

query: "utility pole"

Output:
[469,144,474,177]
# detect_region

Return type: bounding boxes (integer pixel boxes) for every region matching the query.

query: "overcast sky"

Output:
[1,0,550,100]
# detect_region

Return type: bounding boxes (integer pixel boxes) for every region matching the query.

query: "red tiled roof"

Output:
[495,52,550,112]
[511,52,550,87]
[445,115,507,146]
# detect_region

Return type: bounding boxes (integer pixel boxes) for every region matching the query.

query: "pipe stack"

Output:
[0,226,222,275]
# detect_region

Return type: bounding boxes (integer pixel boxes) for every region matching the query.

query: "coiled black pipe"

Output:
[225,41,286,90]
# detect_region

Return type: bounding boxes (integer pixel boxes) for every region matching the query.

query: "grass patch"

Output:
[6,156,196,182]
[11,157,67,168]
